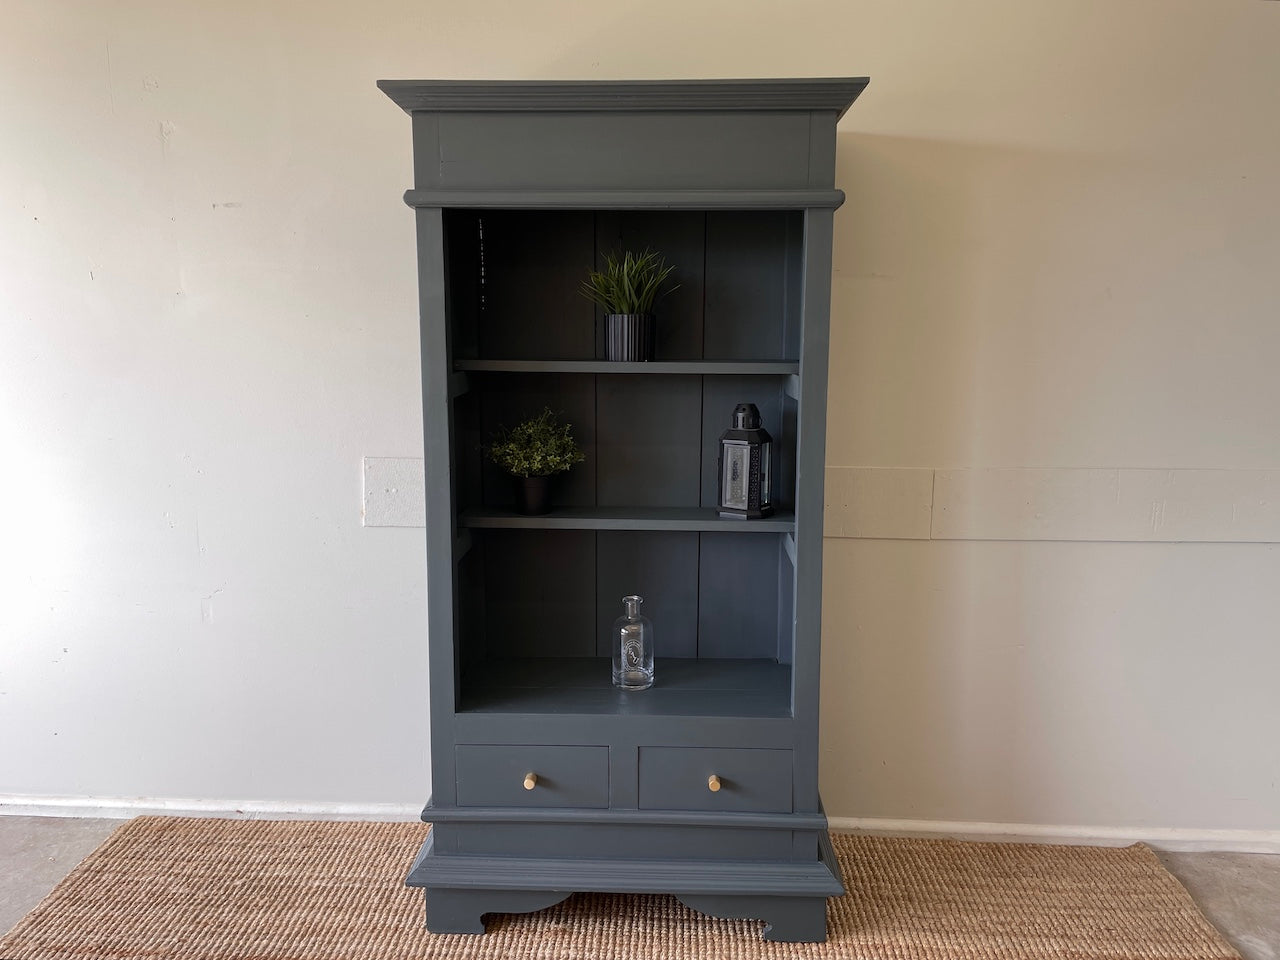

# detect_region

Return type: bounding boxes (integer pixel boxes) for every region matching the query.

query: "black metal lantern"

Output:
[717,403,773,519]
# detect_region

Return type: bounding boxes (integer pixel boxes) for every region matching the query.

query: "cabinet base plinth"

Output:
[423,887,575,934]
[675,893,830,942]
[407,830,844,943]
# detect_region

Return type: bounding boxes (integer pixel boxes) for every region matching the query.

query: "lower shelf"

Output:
[458,656,791,718]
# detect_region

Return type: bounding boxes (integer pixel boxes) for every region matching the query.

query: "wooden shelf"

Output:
[454,359,799,376]
[459,506,795,533]
[459,657,791,719]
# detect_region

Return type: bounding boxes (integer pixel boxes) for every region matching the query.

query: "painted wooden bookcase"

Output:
[378,78,867,943]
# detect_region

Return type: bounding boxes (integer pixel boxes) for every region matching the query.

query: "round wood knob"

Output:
[707,774,722,792]
[523,772,538,790]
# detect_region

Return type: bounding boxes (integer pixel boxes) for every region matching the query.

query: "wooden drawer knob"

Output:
[707,774,722,792]
[523,772,538,790]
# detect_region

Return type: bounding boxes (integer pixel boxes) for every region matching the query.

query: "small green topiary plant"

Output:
[487,408,586,479]
[580,249,678,315]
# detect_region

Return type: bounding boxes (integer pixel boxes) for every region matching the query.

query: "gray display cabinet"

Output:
[378,77,867,943]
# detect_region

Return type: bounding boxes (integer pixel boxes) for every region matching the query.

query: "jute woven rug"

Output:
[0,817,1238,960]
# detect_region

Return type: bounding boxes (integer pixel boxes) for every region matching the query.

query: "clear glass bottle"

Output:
[611,595,654,691]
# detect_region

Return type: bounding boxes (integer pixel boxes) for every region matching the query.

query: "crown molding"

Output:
[377,78,868,119]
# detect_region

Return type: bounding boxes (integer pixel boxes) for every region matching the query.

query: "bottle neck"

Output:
[622,595,642,618]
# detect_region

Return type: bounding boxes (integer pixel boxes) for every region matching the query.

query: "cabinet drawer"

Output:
[638,747,792,813]
[455,744,609,808]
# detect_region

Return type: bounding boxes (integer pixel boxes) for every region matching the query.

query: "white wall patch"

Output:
[931,468,1280,542]
[824,467,933,539]
[362,457,427,528]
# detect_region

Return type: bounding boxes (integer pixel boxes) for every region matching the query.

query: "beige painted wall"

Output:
[2,1,1277,832]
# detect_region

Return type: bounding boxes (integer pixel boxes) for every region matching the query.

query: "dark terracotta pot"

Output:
[513,474,554,515]
[605,313,654,361]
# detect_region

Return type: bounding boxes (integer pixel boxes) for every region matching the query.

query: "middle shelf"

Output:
[459,506,796,533]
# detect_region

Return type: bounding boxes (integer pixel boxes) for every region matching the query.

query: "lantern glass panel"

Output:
[760,440,772,508]
[722,441,750,511]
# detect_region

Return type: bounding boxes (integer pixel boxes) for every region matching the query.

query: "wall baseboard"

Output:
[0,795,422,822]
[4,798,1275,853]
[828,816,1280,854]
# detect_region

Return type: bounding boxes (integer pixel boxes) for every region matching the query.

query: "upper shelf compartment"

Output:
[447,209,806,364]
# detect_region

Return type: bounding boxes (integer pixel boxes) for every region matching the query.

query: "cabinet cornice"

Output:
[378,78,868,119]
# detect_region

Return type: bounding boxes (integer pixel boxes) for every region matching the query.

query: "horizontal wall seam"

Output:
[826,467,1280,543]
[363,459,1280,542]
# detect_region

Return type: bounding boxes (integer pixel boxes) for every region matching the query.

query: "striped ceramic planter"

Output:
[604,313,654,362]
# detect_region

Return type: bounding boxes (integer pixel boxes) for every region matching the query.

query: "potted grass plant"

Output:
[487,408,586,515]
[580,249,678,361]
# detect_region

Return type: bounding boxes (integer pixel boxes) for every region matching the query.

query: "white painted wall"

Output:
[2,0,1278,835]
[0,0,431,806]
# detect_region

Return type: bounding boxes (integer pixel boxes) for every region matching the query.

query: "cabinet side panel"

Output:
[777,392,799,519]
[791,209,835,813]
[777,537,795,666]
[457,538,488,672]
[417,207,458,804]
[453,390,483,513]
[444,210,481,361]
[782,211,805,361]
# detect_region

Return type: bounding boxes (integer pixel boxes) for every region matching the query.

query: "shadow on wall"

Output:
[821,132,1108,823]
[819,131,1016,822]
[825,129,1244,471]
[829,131,981,469]
[816,131,1280,825]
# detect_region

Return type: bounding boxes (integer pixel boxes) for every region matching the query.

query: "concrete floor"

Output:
[0,816,120,937]
[0,817,1276,958]
[1156,849,1280,960]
